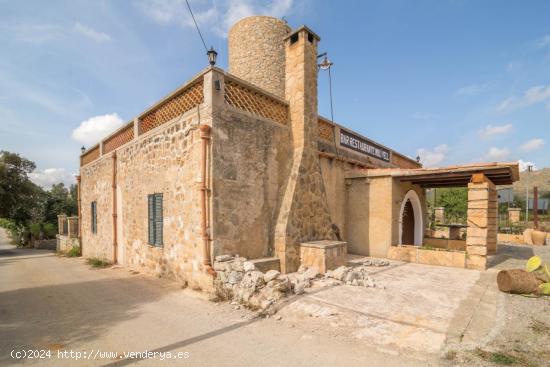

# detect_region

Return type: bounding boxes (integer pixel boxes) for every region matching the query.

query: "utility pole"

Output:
[525,165,533,224]
[534,186,538,229]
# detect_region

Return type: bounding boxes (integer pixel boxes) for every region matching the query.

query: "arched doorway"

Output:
[399,190,423,246]
[402,200,415,244]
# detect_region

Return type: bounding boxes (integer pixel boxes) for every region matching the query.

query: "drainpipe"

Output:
[112,152,118,264]
[76,175,82,255]
[199,124,216,277]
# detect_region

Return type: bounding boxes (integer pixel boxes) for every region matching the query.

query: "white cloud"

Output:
[518,159,537,172]
[72,113,124,146]
[416,144,448,167]
[478,123,513,139]
[137,0,294,37]
[496,85,550,112]
[73,22,112,42]
[29,168,76,189]
[485,147,510,161]
[455,83,489,96]
[520,138,545,152]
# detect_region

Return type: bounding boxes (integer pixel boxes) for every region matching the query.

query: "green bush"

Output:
[87,258,111,268]
[43,223,57,238]
[66,246,80,257]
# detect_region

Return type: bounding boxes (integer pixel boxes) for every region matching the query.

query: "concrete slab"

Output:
[278,260,480,358]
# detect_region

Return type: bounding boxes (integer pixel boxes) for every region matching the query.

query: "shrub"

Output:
[43,223,57,238]
[87,258,111,268]
[66,246,80,257]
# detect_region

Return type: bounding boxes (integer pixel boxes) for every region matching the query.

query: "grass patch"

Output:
[475,348,517,365]
[444,350,457,361]
[530,320,550,335]
[87,258,111,268]
[66,246,80,257]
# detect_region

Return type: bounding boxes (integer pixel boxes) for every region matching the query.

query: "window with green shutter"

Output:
[147,193,163,247]
[91,201,97,234]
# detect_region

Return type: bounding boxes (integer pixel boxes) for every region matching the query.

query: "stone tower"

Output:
[274,26,336,273]
[228,16,290,98]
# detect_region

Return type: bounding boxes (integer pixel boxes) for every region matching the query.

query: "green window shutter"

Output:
[154,193,163,247]
[148,195,155,245]
[91,202,96,234]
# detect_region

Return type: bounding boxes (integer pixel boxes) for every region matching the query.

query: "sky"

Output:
[0,0,549,189]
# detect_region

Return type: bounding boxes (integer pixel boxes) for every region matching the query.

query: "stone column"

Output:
[508,208,521,224]
[57,214,67,235]
[466,173,497,270]
[274,26,336,273]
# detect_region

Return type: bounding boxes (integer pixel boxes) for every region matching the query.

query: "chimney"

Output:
[274,26,335,273]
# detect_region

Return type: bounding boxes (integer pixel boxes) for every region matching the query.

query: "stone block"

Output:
[466,245,487,256]
[299,240,347,273]
[417,249,466,268]
[387,245,417,262]
[466,254,487,270]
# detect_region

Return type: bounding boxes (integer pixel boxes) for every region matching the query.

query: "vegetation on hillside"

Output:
[0,151,76,246]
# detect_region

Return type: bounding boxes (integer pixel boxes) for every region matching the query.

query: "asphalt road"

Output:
[0,229,428,367]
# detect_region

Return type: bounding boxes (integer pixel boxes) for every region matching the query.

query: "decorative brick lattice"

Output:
[81,146,100,166]
[318,119,335,141]
[140,80,204,134]
[103,123,134,154]
[224,78,288,125]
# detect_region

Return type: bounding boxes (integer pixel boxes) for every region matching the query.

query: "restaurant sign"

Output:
[339,129,390,162]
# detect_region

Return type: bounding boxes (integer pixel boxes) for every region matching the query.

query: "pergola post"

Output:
[466,173,497,270]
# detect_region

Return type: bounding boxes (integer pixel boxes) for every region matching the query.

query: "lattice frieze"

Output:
[318,119,335,141]
[103,123,134,154]
[140,80,204,134]
[81,146,100,166]
[224,78,288,125]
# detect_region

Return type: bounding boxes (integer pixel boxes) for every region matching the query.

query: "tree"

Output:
[435,187,468,224]
[43,183,77,223]
[0,151,44,225]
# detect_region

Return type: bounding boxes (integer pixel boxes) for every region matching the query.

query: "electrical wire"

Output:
[185,0,209,52]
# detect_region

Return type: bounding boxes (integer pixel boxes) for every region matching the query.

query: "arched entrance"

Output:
[398,190,423,246]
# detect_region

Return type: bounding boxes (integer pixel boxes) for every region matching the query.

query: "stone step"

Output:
[249,257,280,273]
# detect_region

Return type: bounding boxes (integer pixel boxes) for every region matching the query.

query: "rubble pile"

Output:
[213,255,386,312]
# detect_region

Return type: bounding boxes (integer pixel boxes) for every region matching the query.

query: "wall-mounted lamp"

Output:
[214,80,221,91]
[81,146,86,154]
[207,46,217,66]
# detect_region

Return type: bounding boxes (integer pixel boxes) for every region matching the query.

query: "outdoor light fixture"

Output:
[318,55,333,70]
[81,146,86,153]
[207,46,217,66]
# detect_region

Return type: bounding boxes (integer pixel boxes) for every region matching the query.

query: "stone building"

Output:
[77,16,519,291]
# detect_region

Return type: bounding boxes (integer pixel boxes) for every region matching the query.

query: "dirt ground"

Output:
[1,227,548,366]
[440,245,550,367]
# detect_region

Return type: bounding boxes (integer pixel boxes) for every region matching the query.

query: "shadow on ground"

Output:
[0,255,180,365]
[488,244,535,269]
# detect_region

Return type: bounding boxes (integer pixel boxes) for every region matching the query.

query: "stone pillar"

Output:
[274,26,336,273]
[67,217,78,238]
[466,174,497,270]
[508,208,521,224]
[434,207,445,223]
[57,214,67,235]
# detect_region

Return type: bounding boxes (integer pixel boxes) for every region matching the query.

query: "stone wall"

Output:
[57,235,80,253]
[211,105,292,259]
[80,154,114,261]
[80,95,214,289]
[345,176,425,257]
[115,109,212,289]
